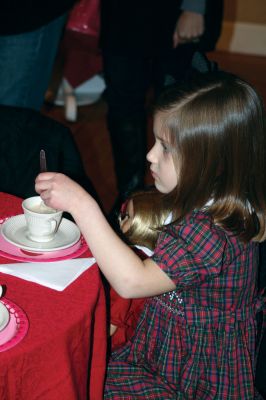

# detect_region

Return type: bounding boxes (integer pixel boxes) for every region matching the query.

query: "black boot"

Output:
[108,115,147,228]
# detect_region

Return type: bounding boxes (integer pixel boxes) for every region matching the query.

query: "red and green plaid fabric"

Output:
[105,210,264,399]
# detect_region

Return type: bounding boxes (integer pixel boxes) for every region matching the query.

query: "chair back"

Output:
[0,105,99,201]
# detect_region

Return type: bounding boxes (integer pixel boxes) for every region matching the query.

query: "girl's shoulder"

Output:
[161,209,249,262]
[168,209,222,237]
[182,209,214,225]
[172,208,227,241]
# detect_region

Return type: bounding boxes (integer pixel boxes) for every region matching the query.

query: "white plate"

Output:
[1,215,80,252]
[0,302,9,332]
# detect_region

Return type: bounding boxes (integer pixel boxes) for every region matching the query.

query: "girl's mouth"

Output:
[150,169,158,180]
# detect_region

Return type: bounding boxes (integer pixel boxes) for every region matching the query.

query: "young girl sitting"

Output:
[35,71,266,399]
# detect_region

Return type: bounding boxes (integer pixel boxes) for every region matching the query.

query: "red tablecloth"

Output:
[0,193,106,400]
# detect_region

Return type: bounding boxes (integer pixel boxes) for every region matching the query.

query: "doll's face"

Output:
[119,199,134,233]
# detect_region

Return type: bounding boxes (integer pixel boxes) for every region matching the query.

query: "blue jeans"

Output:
[0,14,66,110]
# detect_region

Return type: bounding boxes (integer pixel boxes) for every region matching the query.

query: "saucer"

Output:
[1,215,80,252]
[0,302,9,331]
[0,298,29,351]
[0,233,88,262]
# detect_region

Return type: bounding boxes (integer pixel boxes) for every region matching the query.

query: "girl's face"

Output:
[146,114,178,193]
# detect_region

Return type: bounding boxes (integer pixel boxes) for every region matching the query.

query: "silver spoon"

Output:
[39,149,49,211]
[40,149,47,172]
[39,150,57,213]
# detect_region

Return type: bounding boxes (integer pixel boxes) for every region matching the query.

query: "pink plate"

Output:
[0,298,29,352]
[0,233,88,262]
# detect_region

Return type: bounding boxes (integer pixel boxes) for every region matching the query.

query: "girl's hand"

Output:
[35,172,88,215]
[173,11,204,48]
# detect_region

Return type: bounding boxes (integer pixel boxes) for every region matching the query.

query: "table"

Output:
[0,193,106,400]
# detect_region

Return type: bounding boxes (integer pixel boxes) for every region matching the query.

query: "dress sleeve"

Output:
[152,212,229,290]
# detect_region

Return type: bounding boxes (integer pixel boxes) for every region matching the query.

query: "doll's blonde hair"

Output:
[123,189,168,250]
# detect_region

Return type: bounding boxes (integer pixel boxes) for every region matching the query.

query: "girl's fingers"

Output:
[35,172,61,193]
[36,172,57,181]
[35,179,50,191]
[35,180,53,196]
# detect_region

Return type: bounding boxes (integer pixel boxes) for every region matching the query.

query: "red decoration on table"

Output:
[63,0,102,88]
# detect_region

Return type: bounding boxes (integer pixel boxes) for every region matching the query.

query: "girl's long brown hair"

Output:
[155,71,266,242]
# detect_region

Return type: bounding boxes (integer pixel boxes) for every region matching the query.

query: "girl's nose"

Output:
[146,143,156,163]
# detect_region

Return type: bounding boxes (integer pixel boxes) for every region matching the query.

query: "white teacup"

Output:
[22,196,63,243]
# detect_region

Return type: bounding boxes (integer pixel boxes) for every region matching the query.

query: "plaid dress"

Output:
[105,210,263,399]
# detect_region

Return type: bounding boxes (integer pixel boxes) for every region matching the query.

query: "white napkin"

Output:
[0,258,96,291]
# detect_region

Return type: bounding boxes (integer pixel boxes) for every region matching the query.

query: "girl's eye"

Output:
[162,142,171,153]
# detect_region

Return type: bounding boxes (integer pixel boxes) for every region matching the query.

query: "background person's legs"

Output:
[152,44,197,95]
[103,54,149,200]
[0,14,66,110]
